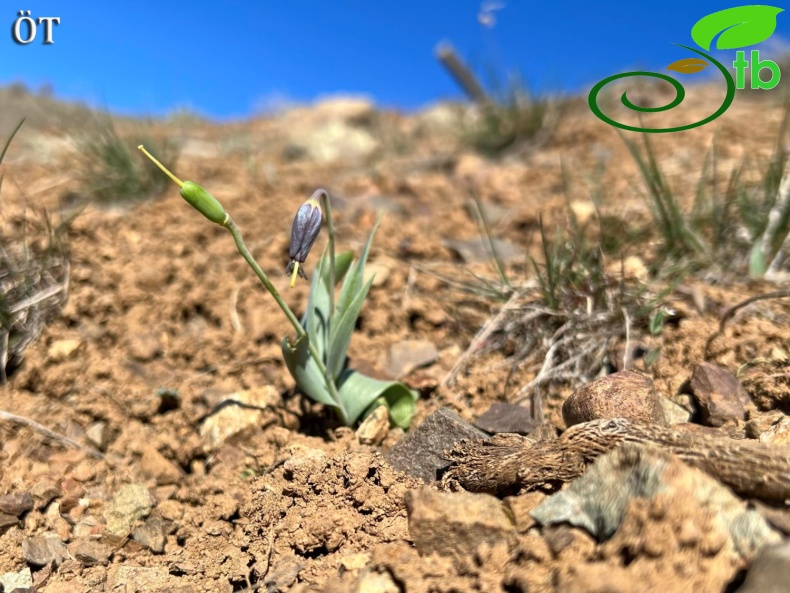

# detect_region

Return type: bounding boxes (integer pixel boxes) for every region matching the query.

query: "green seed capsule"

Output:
[179,181,227,225]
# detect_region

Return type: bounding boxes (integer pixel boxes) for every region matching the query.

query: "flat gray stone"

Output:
[384,407,489,482]
[473,403,538,435]
[737,540,790,593]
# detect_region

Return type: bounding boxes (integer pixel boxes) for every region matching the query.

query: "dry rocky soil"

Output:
[1,87,790,592]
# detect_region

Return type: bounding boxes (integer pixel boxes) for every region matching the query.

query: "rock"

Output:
[279,96,379,164]
[140,446,184,485]
[690,362,750,427]
[47,338,81,361]
[30,479,61,509]
[127,332,162,362]
[0,492,33,517]
[68,538,111,566]
[22,533,67,567]
[531,444,779,555]
[383,339,438,379]
[199,386,280,448]
[85,421,108,450]
[759,416,790,446]
[659,397,694,425]
[443,237,522,264]
[474,403,538,435]
[736,540,790,593]
[405,486,517,571]
[132,517,167,554]
[384,407,489,482]
[104,483,153,536]
[356,406,390,446]
[156,499,184,522]
[0,567,33,591]
[0,513,19,529]
[562,371,667,428]
[356,569,400,593]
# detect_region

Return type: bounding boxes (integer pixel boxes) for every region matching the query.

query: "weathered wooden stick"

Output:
[443,418,790,502]
[435,42,490,106]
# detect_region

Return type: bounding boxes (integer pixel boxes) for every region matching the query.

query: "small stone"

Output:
[0,492,34,517]
[68,538,111,566]
[405,486,517,571]
[60,478,85,512]
[356,569,400,593]
[659,397,693,425]
[339,552,370,572]
[0,513,19,529]
[356,406,390,446]
[562,371,667,428]
[384,407,489,482]
[156,499,184,522]
[363,261,391,288]
[736,540,790,593]
[30,479,61,509]
[759,416,790,446]
[71,461,97,483]
[22,533,67,567]
[0,567,33,591]
[140,446,184,485]
[383,339,439,379]
[127,333,163,362]
[199,386,280,448]
[690,362,750,427]
[85,422,108,450]
[47,339,82,361]
[444,237,521,264]
[132,517,167,553]
[474,403,538,435]
[104,484,153,536]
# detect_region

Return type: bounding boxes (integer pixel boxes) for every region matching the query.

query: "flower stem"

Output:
[223,216,348,424]
[319,190,336,324]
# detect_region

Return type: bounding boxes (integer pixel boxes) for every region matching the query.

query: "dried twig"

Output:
[705,290,790,357]
[443,418,790,502]
[0,408,104,459]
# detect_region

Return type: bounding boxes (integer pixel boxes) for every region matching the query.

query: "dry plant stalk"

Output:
[443,418,790,502]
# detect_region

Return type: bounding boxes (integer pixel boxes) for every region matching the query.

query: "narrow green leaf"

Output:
[327,276,374,379]
[337,369,418,427]
[281,335,337,407]
[691,5,783,51]
[336,219,380,317]
[749,241,767,277]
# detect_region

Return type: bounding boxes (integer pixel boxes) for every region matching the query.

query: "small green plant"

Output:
[138,147,418,428]
[76,116,179,203]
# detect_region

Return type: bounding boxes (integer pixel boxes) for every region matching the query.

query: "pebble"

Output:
[22,532,67,567]
[356,405,390,446]
[68,538,111,566]
[104,484,153,536]
[562,371,667,427]
[0,492,34,517]
[474,402,538,435]
[384,407,489,482]
[140,446,184,485]
[737,540,790,593]
[689,362,750,427]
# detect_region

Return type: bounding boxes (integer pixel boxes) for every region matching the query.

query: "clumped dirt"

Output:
[0,87,789,592]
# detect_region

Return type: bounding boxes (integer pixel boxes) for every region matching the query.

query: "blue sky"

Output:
[2,1,789,120]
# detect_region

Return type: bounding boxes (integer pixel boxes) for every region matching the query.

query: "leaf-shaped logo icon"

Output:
[691,5,784,50]
[667,57,709,74]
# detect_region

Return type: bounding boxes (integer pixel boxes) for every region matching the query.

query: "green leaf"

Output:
[749,241,767,277]
[336,369,418,427]
[649,309,667,336]
[327,276,374,379]
[303,249,355,359]
[691,5,783,51]
[281,335,337,407]
[336,219,380,318]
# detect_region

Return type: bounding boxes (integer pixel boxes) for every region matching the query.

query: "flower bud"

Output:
[286,194,323,285]
[179,181,227,225]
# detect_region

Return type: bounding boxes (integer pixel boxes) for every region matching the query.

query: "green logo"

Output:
[589,5,784,133]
